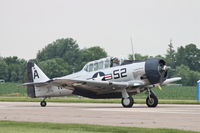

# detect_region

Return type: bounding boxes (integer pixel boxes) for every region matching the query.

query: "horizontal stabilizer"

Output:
[22,80,52,86]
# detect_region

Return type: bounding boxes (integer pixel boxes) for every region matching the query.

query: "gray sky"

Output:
[0,0,200,60]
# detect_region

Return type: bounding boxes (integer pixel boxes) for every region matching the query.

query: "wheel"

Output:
[40,101,47,107]
[121,97,134,108]
[146,94,158,107]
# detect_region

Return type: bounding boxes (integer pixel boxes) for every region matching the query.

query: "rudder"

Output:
[27,61,36,98]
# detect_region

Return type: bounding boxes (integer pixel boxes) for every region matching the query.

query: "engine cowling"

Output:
[145,58,168,84]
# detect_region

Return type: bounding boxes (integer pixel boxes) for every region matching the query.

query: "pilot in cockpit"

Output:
[110,57,120,67]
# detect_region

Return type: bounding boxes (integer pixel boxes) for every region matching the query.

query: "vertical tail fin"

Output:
[27,61,49,83]
[27,61,49,98]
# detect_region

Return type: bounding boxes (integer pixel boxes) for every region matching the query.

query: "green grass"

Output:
[133,86,197,100]
[0,82,26,96]
[0,121,198,133]
[153,86,197,100]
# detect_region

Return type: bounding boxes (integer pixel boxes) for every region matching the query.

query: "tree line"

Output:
[0,38,199,86]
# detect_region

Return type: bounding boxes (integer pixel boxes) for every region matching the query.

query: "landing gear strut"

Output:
[40,98,47,107]
[121,89,134,108]
[146,89,158,107]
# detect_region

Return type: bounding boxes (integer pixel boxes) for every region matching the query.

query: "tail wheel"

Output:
[121,97,134,108]
[146,94,158,107]
[40,101,47,107]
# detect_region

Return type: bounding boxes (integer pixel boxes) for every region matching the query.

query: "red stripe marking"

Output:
[105,76,112,78]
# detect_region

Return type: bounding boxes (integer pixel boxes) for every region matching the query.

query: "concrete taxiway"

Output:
[0,102,200,131]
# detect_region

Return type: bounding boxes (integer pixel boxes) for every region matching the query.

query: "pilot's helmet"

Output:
[112,57,119,63]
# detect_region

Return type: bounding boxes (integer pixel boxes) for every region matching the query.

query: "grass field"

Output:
[0,121,199,133]
[0,82,27,96]
[152,85,197,100]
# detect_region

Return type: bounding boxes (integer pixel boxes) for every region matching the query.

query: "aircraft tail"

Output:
[27,61,50,98]
[27,61,49,83]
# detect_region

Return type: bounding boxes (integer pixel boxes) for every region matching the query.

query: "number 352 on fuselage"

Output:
[23,57,181,108]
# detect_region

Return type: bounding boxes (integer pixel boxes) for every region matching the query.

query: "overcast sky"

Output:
[0,0,200,60]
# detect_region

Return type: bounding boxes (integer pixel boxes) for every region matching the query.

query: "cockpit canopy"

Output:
[82,57,131,72]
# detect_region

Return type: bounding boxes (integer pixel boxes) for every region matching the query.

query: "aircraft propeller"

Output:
[158,60,170,84]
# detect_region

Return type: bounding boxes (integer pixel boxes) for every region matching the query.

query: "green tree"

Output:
[165,40,176,69]
[79,46,107,70]
[176,44,200,71]
[37,38,80,65]
[38,58,70,78]
[36,38,83,72]
[175,65,200,86]
[154,55,165,59]
[128,53,149,60]
[0,58,8,80]
[3,56,26,82]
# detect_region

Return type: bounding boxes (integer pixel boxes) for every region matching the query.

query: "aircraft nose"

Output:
[145,58,168,84]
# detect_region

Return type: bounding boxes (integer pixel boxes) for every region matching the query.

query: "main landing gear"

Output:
[40,98,47,107]
[120,88,158,108]
[121,89,134,108]
[146,89,158,107]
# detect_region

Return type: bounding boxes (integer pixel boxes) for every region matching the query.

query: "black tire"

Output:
[146,94,158,107]
[40,101,47,107]
[121,97,134,108]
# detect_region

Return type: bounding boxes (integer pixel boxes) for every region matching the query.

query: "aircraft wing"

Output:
[23,77,181,92]
[53,78,144,87]
[23,78,145,92]
[143,77,182,89]
[161,77,182,85]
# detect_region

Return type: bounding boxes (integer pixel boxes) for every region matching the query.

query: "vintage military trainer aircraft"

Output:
[23,57,181,107]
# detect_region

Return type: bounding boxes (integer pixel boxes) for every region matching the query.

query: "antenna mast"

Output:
[130,36,135,60]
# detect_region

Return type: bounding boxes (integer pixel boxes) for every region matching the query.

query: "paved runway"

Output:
[0,102,200,131]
